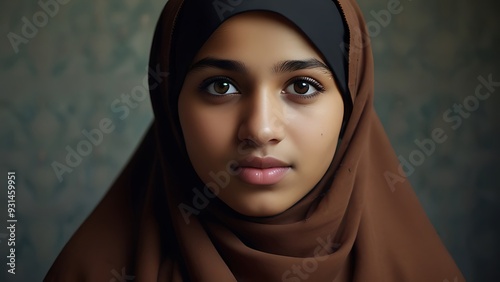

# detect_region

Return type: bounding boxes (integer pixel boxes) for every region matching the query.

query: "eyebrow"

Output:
[188,57,331,75]
[189,57,247,74]
[273,58,331,74]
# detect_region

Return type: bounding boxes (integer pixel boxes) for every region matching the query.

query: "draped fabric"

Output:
[45,0,465,281]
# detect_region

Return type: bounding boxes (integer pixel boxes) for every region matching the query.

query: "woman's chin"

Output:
[221,191,297,218]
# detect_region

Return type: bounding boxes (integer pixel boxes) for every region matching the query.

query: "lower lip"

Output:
[237,167,291,185]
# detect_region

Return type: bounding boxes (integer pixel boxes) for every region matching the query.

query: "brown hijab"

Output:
[45,0,465,281]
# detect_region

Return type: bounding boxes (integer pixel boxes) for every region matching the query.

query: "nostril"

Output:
[242,138,258,147]
[238,124,285,146]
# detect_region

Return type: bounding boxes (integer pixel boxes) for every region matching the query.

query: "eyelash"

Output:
[286,77,326,98]
[198,76,326,98]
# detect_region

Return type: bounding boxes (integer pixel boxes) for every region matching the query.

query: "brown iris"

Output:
[214,81,230,94]
[294,81,310,95]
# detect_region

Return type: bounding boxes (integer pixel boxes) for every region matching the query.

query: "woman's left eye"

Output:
[283,78,325,97]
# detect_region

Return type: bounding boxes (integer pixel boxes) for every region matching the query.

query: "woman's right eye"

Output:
[201,78,240,96]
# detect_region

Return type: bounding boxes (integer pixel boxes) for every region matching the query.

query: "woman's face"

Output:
[178,12,344,217]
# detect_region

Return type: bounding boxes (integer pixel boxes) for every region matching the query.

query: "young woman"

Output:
[45,0,465,281]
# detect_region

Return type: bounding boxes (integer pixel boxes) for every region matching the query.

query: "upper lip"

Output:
[236,157,291,169]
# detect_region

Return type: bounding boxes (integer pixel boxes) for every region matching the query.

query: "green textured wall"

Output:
[0,0,499,281]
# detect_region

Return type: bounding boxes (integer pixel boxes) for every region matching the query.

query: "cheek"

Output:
[178,95,236,168]
[287,96,343,170]
[289,119,338,167]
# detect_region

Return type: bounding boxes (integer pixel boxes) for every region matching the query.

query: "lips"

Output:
[235,157,291,185]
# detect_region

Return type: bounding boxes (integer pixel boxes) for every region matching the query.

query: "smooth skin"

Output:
[178,12,344,217]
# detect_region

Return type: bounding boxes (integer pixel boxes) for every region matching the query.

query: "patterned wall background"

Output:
[0,0,498,281]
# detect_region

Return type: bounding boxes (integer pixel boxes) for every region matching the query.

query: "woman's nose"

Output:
[237,88,286,147]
